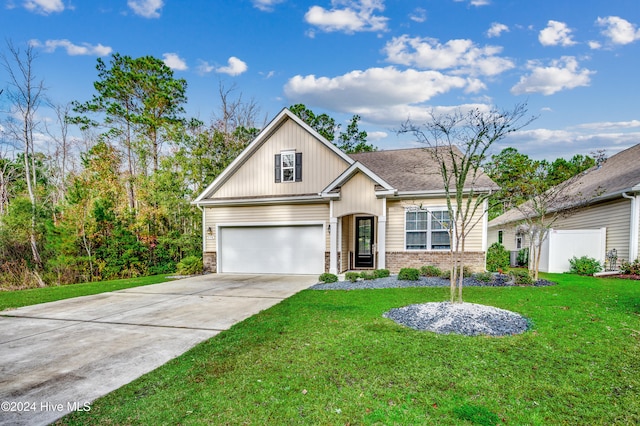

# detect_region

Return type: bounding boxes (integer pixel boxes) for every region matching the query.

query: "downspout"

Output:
[622,192,639,261]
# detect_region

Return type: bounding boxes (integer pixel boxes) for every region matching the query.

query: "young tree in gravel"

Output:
[1,41,46,278]
[512,167,598,281]
[399,104,533,303]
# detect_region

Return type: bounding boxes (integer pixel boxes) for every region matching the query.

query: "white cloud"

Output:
[251,0,285,12]
[538,20,576,46]
[29,39,112,56]
[23,0,64,14]
[501,126,640,160]
[383,35,514,77]
[367,130,388,141]
[511,56,594,96]
[196,60,215,75]
[127,0,163,18]
[409,7,426,23]
[588,40,602,50]
[470,0,490,6]
[573,120,640,130]
[487,22,509,38]
[304,0,389,34]
[216,57,248,76]
[162,53,188,71]
[284,66,472,118]
[596,16,640,45]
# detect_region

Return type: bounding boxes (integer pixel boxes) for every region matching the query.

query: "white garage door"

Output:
[219,225,325,274]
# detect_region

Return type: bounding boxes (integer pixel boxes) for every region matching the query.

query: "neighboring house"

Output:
[192,108,497,275]
[488,143,640,268]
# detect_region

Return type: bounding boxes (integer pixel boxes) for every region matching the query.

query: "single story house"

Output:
[192,108,497,275]
[488,143,640,268]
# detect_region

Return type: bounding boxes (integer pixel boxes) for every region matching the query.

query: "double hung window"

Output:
[405,208,451,250]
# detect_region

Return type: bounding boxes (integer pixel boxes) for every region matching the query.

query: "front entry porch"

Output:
[330,213,386,274]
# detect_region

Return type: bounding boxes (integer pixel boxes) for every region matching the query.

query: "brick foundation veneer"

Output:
[385,251,486,273]
[203,252,217,273]
[324,252,341,273]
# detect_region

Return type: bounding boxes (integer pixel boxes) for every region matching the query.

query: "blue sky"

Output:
[1,0,639,160]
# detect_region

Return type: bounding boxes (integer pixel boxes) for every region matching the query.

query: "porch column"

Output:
[329,200,338,274]
[377,215,386,270]
[329,217,338,274]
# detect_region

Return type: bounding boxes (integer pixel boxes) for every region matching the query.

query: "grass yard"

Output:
[0,275,171,311]
[58,274,639,425]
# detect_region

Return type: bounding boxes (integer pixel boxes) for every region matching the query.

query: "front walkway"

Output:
[0,274,316,426]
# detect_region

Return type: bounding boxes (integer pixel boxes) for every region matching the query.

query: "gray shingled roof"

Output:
[489,143,640,226]
[349,147,499,193]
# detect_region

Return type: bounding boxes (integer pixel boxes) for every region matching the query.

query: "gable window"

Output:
[275,151,302,183]
[405,208,451,250]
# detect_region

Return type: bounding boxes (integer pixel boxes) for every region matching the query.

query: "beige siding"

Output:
[333,172,384,217]
[553,199,631,263]
[386,198,485,252]
[204,203,330,252]
[487,227,526,252]
[489,198,633,262]
[210,119,349,198]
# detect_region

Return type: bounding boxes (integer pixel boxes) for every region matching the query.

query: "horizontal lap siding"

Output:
[204,203,330,252]
[386,198,485,252]
[553,199,631,263]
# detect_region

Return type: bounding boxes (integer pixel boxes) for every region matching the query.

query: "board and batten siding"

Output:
[333,172,384,217]
[204,203,330,252]
[209,119,349,199]
[552,198,631,263]
[386,198,485,252]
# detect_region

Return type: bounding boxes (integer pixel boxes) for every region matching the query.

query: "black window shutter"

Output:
[275,154,281,183]
[295,152,302,182]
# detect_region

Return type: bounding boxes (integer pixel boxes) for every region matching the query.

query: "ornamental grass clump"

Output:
[345,272,360,282]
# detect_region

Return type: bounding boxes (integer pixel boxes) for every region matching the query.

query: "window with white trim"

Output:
[275,151,302,183]
[281,151,295,182]
[405,208,451,250]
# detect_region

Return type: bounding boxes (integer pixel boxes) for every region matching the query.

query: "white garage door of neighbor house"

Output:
[219,225,325,274]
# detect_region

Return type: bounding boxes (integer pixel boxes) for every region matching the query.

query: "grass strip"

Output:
[0,275,171,311]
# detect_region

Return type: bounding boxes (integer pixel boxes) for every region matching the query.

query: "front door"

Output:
[355,217,375,268]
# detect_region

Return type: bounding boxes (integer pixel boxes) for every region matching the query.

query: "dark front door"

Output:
[355,217,375,268]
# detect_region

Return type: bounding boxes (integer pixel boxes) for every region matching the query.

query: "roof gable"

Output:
[193,108,354,203]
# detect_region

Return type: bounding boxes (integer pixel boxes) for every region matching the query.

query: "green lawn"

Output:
[0,275,171,311]
[58,274,639,425]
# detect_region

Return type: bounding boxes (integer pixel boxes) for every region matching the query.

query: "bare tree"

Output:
[45,101,78,208]
[1,41,45,276]
[399,104,533,303]
[513,168,601,280]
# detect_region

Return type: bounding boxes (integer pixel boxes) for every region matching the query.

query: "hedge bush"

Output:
[318,273,338,283]
[620,259,640,275]
[486,242,510,272]
[568,256,602,276]
[359,271,375,280]
[473,271,494,283]
[373,269,390,278]
[509,269,533,285]
[398,268,420,281]
[345,272,360,282]
[420,265,442,277]
[176,256,203,275]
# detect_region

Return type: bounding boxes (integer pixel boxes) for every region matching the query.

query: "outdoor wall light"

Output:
[206,227,213,236]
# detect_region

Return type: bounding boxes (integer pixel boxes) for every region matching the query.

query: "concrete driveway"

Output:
[0,274,317,426]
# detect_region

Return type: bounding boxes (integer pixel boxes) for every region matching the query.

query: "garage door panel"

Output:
[219,226,324,274]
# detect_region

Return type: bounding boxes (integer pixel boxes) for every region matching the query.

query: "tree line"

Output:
[0,46,374,289]
[0,45,593,291]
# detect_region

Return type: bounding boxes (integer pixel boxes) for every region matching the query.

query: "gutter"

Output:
[622,192,639,261]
